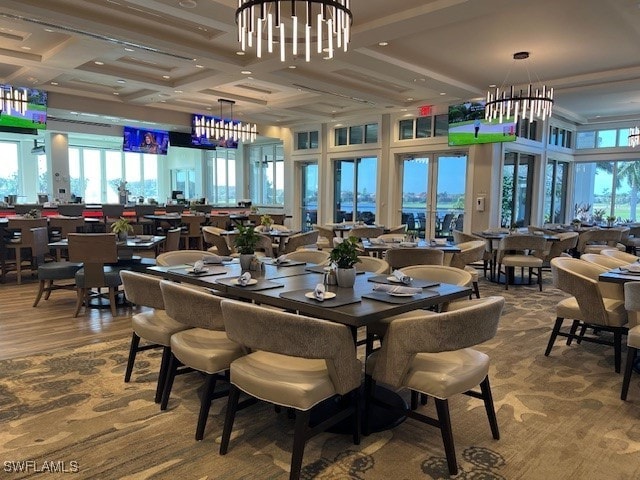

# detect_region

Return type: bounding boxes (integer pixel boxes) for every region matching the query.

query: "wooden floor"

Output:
[0,274,133,360]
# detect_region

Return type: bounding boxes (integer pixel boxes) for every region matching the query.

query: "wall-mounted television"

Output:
[169,130,218,151]
[448,101,516,146]
[0,85,47,131]
[191,114,239,149]
[122,126,170,155]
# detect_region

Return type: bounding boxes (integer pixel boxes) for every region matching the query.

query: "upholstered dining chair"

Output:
[162,227,181,253]
[452,230,492,277]
[449,239,486,298]
[180,214,206,250]
[580,253,628,269]
[546,257,627,372]
[541,232,579,266]
[385,247,444,270]
[375,233,405,243]
[496,234,546,290]
[219,299,361,480]
[576,228,623,255]
[365,296,504,476]
[281,249,330,264]
[156,250,221,266]
[159,280,246,440]
[281,230,319,254]
[312,224,335,251]
[57,204,86,217]
[349,226,385,240]
[202,226,233,256]
[387,224,407,234]
[355,255,389,274]
[120,271,189,404]
[622,281,640,400]
[67,233,123,317]
[101,204,125,230]
[48,216,86,241]
[4,217,48,284]
[601,248,639,264]
[32,227,82,307]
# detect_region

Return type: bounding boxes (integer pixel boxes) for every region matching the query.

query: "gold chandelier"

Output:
[485,52,554,125]
[236,0,353,62]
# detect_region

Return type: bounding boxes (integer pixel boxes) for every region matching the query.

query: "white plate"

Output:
[387,291,417,297]
[186,268,208,274]
[231,278,258,286]
[275,259,291,264]
[387,276,405,283]
[305,291,337,300]
[625,264,640,273]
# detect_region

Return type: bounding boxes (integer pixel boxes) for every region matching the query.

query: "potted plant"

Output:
[329,236,361,287]
[111,216,134,241]
[606,215,617,227]
[234,224,260,270]
[260,214,273,231]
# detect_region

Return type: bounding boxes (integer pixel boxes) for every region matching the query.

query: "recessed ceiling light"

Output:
[70,111,78,115]
[179,0,197,7]
[174,90,183,93]
[288,65,296,69]
[236,51,246,56]
[50,81,58,86]
[406,97,414,101]
[489,84,496,88]
[117,79,126,84]
[440,92,446,96]
[195,64,204,68]
[21,46,31,50]
[378,41,389,46]
[401,108,407,112]
[162,75,170,79]
[124,47,134,52]
[94,61,104,65]
[113,92,119,95]
[241,70,252,75]
[44,28,54,32]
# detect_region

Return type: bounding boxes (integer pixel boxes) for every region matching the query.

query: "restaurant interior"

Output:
[1,1,640,479]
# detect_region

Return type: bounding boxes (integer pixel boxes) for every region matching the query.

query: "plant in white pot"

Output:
[111,217,134,241]
[329,236,361,287]
[234,224,260,270]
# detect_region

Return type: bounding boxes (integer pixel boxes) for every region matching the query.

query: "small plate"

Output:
[305,291,337,300]
[388,291,417,297]
[231,278,258,286]
[625,264,640,273]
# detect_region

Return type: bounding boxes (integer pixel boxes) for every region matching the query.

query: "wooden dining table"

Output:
[48,235,166,261]
[361,239,461,259]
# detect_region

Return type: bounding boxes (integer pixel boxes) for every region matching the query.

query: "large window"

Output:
[334,124,378,146]
[207,149,236,205]
[502,152,534,227]
[0,141,19,200]
[544,159,568,224]
[576,127,635,149]
[333,157,377,223]
[249,143,284,205]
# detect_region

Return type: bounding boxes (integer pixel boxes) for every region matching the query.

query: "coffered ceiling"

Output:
[0,0,639,132]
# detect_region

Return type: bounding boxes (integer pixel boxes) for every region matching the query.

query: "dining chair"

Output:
[4,217,48,284]
[365,296,504,476]
[452,230,492,277]
[355,255,389,274]
[621,225,640,254]
[349,226,384,240]
[282,249,330,264]
[496,234,546,290]
[156,250,221,266]
[621,281,640,400]
[580,253,628,269]
[449,239,486,298]
[101,204,125,229]
[202,226,233,256]
[387,224,407,234]
[162,227,181,253]
[120,271,189,403]
[133,204,157,235]
[32,227,82,307]
[281,230,319,254]
[601,248,639,264]
[14,204,43,215]
[541,232,578,266]
[209,214,231,230]
[180,214,206,250]
[312,224,335,251]
[160,281,246,440]
[385,247,444,270]
[219,298,361,480]
[546,257,627,372]
[57,204,86,217]
[67,233,123,317]
[576,228,623,255]
[48,216,86,241]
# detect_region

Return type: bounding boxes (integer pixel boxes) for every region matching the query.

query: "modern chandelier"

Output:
[193,99,257,146]
[629,126,640,148]
[236,0,353,62]
[485,52,554,125]
[0,85,28,116]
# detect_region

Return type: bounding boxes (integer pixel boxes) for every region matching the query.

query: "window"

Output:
[544,159,568,223]
[295,130,319,150]
[335,127,348,146]
[37,154,48,194]
[576,131,596,149]
[207,149,236,205]
[416,117,431,138]
[334,123,378,146]
[518,120,538,141]
[576,128,636,149]
[434,114,448,137]
[548,126,573,148]
[502,152,535,227]
[333,156,377,223]
[249,142,284,205]
[399,119,414,140]
[398,117,432,140]
[0,141,19,200]
[596,130,617,148]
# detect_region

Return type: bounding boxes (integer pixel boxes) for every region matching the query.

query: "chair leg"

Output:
[538,267,543,291]
[160,350,178,409]
[614,330,622,374]
[156,346,173,404]
[410,390,419,410]
[33,280,46,307]
[576,323,588,344]
[567,320,580,346]
[352,389,361,446]
[44,279,54,300]
[621,346,638,401]
[195,374,217,441]
[434,398,458,476]
[290,409,312,480]
[545,317,564,356]
[220,384,242,455]
[124,332,141,383]
[479,376,500,440]
[473,281,480,298]
[15,248,22,285]
[363,375,374,436]
[107,287,117,317]
[74,288,85,317]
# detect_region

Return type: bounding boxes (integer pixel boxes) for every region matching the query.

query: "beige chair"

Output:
[282,230,319,254]
[209,214,230,230]
[601,248,639,264]
[162,227,181,253]
[376,233,405,243]
[349,226,384,240]
[365,296,504,476]
[449,240,486,298]
[452,230,492,278]
[32,227,82,307]
[219,299,361,480]
[622,225,640,254]
[4,217,49,284]
[156,250,221,266]
[355,255,389,274]
[496,234,546,291]
[180,214,206,250]
[202,226,233,256]
[622,281,640,400]
[255,223,288,232]
[576,228,623,255]
[385,248,444,270]
[312,224,334,250]
[254,233,275,257]
[67,233,122,317]
[120,271,189,404]
[542,232,579,265]
[387,224,407,234]
[546,258,627,372]
[282,249,330,264]
[159,280,246,440]
[580,253,627,269]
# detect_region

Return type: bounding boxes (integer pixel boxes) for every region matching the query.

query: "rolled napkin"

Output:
[392,269,412,285]
[192,260,205,273]
[237,271,252,286]
[314,283,326,301]
[369,238,386,245]
[275,255,288,265]
[202,254,223,264]
[373,284,422,295]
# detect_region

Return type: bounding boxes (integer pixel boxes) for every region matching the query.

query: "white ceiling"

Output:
[0,0,639,132]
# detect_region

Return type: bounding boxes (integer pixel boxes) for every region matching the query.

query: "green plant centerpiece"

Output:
[329,236,361,287]
[260,214,273,231]
[234,224,260,270]
[24,208,41,219]
[111,217,134,241]
[606,215,617,227]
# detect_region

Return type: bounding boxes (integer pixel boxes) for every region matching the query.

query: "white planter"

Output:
[335,267,356,288]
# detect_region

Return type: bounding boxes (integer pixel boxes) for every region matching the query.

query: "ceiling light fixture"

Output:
[0,85,28,116]
[486,51,554,124]
[629,126,640,148]
[236,0,352,62]
[193,99,257,146]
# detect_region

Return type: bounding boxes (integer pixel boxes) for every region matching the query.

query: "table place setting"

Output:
[216,272,283,291]
[169,260,229,277]
[617,264,640,275]
[362,283,439,304]
[202,254,233,265]
[279,284,361,307]
[263,255,306,267]
[367,270,440,289]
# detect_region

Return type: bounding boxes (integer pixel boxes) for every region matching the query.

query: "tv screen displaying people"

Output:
[447,101,516,146]
[123,126,170,155]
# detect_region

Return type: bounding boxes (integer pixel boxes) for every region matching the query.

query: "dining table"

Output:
[48,234,166,261]
[361,239,461,259]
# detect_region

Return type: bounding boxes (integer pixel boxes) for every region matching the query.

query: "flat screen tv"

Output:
[122,126,170,155]
[447,101,516,146]
[0,85,47,131]
[169,130,217,151]
[191,114,239,149]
